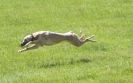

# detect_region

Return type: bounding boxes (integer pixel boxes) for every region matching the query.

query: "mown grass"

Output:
[0,0,133,83]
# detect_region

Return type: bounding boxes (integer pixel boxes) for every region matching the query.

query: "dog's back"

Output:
[32,31,67,45]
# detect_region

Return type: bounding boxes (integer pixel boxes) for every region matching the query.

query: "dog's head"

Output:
[20,34,37,47]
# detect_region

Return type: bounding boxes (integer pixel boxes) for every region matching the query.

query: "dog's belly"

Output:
[40,38,64,45]
[40,33,66,45]
[43,39,58,45]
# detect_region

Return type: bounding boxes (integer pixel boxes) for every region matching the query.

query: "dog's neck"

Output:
[31,34,37,41]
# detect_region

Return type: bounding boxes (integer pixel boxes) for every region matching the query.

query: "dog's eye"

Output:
[23,39,28,43]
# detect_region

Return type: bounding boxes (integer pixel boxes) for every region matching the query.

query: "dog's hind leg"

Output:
[69,38,88,47]
[66,34,86,47]
[67,34,96,47]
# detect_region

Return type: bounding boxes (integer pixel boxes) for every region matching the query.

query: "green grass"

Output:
[0,0,133,83]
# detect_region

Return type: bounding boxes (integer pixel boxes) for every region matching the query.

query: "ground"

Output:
[0,0,133,83]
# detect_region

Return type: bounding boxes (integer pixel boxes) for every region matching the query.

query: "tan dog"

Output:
[18,31,96,52]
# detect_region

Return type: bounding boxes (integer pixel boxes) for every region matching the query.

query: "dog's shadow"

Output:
[38,57,91,68]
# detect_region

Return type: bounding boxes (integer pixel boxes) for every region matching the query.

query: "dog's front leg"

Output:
[18,48,28,52]
[25,41,32,47]
[18,44,39,52]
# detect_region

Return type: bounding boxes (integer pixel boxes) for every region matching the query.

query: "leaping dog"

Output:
[18,31,96,52]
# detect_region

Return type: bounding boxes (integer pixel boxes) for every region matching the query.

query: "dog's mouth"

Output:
[20,40,29,47]
[20,43,26,47]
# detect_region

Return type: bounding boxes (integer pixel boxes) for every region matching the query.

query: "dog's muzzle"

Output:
[20,40,28,47]
[20,43,25,47]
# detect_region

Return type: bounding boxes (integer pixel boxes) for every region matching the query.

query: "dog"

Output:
[18,31,96,52]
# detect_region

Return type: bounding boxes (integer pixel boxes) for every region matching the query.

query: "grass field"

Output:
[0,0,133,83]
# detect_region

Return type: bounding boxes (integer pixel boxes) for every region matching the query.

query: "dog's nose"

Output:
[20,43,24,47]
[20,43,23,47]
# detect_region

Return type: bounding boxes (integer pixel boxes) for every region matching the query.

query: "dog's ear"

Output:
[31,34,39,41]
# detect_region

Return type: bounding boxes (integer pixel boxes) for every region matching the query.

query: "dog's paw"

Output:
[18,50,23,53]
[18,48,28,53]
